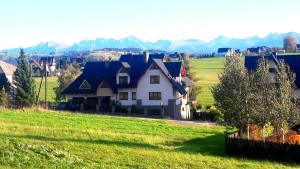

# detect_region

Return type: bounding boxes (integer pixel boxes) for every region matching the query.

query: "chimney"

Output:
[143,51,149,63]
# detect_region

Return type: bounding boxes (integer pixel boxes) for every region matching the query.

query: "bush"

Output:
[193,105,223,122]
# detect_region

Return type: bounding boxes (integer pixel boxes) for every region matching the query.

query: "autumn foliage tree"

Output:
[283,35,297,53]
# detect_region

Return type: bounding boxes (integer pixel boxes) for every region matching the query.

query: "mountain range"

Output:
[2,32,300,54]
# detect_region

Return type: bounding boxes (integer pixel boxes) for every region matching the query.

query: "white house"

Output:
[62,52,194,120]
[0,60,16,84]
[217,48,233,57]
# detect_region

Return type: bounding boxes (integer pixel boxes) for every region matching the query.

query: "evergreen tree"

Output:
[13,49,36,107]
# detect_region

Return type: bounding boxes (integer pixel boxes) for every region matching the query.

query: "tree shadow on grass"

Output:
[0,133,225,157]
[166,133,225,157]
[0,134,159,150]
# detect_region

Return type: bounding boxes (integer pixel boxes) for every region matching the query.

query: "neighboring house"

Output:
[246,47,261,55]
[31,57,57,77]
[0,60,16,84]
[245,53,300,99]
[0,61,17,99]
[217,48,233,56]
[62,52,194,120]
[297,44,300,53]
[169,52,184,60]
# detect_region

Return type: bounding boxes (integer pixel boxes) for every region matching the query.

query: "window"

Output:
[149,92,161,100]
[119,92,128,100]
[132,92,136,100]
[150,75,160,84]
[79,80,91,89]
[100,81,110,88]
[119,76,128,84]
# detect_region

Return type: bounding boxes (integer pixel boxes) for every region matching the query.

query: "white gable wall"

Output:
[137,68,176,106]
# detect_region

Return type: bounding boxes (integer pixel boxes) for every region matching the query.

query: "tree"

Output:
[0,87,9,108]
[13,49,36,107]
[212,54,252,137]
[272,60,299,143]
[250,57,277,141]
[283,35,297,53]
[55,64,81,101]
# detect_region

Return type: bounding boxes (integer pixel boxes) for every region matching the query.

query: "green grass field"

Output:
[190,58,225,106]
[0,108,296,168]
[34,76,58,102]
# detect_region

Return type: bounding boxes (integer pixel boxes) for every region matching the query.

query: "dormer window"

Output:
[119,76,128,85]
[79,80,91,89]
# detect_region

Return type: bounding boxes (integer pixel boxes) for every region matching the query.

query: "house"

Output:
[31,57,57,77]
[0,61,16,84]
[217,48,233,56]
[246,47,261,55]
[297,44,300,53]
[245,53,300,98]
[62,52,194,120]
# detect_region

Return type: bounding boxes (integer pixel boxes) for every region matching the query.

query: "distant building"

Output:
[246,47,262,55]
[30,57,57,77]
[297,44,300,53]
[245,53,300,99]
[0,61,16,84]
[217,48,233,56]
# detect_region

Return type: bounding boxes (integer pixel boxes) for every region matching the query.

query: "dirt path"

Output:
[166,120,216,127]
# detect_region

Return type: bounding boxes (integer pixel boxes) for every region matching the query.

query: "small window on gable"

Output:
[79,80,91,89]
[150,63,159,69]
[100,81,110,88]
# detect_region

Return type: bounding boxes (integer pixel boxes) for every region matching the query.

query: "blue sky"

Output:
[0,0,299,49]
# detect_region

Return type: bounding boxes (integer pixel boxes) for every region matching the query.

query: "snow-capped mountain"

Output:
[2,32,300,54]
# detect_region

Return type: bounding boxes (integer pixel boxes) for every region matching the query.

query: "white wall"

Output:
[117,88,137,106]
[137,68,176,106]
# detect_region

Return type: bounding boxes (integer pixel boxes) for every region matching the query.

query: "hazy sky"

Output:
[0,0,299,49]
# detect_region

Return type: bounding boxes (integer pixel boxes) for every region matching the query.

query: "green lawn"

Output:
[190,58,225,106]
[0,109,296,168]
[34,76,58,102]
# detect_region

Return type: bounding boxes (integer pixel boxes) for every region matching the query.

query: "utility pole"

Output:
[44,58,48,109]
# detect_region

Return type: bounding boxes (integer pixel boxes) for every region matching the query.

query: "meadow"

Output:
[190,57,225,106]
[0,108,297,168]
[34,76,58,102]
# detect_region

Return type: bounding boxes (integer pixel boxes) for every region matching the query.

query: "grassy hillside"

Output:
[0,109,296,168]
[190,58,224,106]
[34,76,58,102]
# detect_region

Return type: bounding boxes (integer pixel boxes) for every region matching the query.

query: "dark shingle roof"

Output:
[245,54,300,88]
[62,61,122,94]
[63,55,186,95]
[218,48,231,53]
[164,62,182,77]
[247,47,260,53]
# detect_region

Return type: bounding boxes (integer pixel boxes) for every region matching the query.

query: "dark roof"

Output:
[63,54,186,95]
[62,61,122,94]
[164,62,182,77]
[218,48,231,53]
[297,44,300,49]
[247,47,260,53]
[119,53,166,64]
[245,54,300,88]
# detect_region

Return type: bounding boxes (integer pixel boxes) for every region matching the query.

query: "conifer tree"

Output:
[0,87,9,108]
[13,49,36,107]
